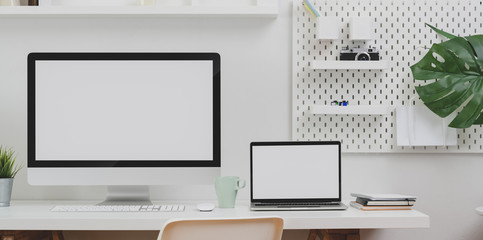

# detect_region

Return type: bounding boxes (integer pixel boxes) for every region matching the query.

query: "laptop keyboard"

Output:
[254,202,340,207]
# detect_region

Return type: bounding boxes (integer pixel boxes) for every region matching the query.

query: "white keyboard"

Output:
[51,205,185,212]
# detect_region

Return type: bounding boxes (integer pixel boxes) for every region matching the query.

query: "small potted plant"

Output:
[0,146,22,207]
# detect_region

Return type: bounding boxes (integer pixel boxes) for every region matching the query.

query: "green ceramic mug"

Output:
[215,176,246,208]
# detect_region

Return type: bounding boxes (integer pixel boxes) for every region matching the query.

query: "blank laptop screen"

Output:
[251,143,340,200]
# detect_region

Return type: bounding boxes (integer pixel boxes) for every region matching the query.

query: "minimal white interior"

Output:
[252,145,339,199]
[1,0,482,239]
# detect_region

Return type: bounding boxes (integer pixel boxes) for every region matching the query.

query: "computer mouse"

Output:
[196,203,215,212]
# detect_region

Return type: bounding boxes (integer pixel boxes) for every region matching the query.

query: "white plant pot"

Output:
[0,178,13,207]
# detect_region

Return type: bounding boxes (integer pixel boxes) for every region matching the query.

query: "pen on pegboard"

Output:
[303,0,320,18]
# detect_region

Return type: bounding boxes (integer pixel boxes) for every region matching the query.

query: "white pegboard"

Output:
[292,0,483,152]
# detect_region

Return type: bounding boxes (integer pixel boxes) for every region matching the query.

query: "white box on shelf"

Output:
[316,16,340,40]
[350,17,373,40]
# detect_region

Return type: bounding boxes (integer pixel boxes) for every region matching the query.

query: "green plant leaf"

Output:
[411,36,483,128]
[465,35,483,61]
[0,146,22,178]
[425,23,458,39]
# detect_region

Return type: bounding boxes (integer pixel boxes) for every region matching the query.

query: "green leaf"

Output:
[465,35,483,59]
[0,146,22,178]
[425,23,458,39]
[411,35,483,128]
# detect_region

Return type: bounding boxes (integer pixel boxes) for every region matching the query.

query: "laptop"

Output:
[250,141,347,211]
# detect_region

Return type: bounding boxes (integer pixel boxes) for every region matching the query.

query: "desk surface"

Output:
[0,200,429,231]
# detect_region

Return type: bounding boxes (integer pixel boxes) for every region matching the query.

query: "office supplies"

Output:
[302,0,319,18]
[352,193,416,211]
[250,141,347,211]
[355,197,415,206]
[350,193,416,201]
[28,52,221,205]
[350,201,412,211]
[196,203,215,212]
[330,100,349,106]
[51,204,186,212]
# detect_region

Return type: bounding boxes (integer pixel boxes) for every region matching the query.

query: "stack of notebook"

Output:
[350,193,416,211]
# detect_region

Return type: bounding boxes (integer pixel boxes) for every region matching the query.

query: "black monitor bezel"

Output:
[28,52,221,168]
[250,141,342,203]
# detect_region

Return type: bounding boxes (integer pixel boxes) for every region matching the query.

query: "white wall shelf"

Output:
[311,60,389,70]
[0,5,278,17]
[311,105,393,115]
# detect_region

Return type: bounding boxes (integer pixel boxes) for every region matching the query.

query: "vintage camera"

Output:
[339,46,380,61]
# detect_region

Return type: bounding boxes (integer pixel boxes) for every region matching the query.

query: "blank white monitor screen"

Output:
[251,143,340,200]
[35,59,213,161]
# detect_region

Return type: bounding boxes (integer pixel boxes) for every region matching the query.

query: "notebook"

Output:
[250,141,347,211]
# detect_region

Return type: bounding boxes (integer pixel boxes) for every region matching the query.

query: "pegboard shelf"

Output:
[311,60,389,70]
[294,0,483,152]
[310,105,393,115]
[0,5,278,17]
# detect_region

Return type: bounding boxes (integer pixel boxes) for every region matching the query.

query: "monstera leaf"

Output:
[410,24,483,128]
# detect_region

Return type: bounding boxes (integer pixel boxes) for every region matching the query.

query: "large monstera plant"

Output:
[410,24,483,128]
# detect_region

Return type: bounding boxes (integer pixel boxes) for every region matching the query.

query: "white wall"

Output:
[1,1,483,240]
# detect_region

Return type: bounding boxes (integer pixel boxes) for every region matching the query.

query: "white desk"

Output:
[0,200,429,231]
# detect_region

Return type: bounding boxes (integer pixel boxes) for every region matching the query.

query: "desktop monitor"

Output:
[27,52,221,204]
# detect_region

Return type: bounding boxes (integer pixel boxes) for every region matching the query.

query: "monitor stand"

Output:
[97,186,153,205]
